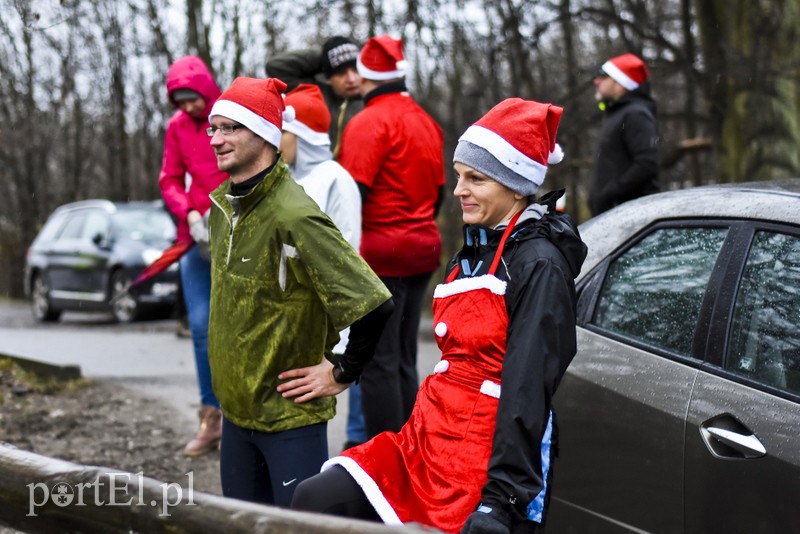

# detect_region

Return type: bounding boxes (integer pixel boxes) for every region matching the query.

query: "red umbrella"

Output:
[129,240,192,290]
[110,240,191,306]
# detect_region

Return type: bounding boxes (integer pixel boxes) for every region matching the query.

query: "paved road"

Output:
[0,298,440,456]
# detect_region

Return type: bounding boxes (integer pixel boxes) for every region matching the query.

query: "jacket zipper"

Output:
[210,196,234,266]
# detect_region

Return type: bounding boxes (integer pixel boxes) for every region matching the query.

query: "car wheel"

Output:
[30,273,62,322]
[110,270,140,323]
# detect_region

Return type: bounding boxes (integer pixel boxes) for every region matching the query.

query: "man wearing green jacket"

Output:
[206,76,393,507]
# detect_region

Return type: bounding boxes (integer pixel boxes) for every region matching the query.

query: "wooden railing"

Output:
[0,443,433,533]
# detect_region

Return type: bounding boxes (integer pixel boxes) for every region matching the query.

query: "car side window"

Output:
[57,212,87,239]
[727,231,800,395]
[81,210,110,241]
[36,212,68,242]
[592,227,728,356]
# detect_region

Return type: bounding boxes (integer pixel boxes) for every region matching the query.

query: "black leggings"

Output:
[290,465,381,521]
[292,466,546,532]
[360,272,432,438]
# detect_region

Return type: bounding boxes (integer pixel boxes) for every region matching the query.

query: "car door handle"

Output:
[706,427,766,457]
[700,416,766,459]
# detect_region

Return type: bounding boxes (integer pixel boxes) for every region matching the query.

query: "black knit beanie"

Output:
[321,36,359,78]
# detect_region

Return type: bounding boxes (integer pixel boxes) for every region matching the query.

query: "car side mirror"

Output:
[575,264,607,326]
[92,232,111,249]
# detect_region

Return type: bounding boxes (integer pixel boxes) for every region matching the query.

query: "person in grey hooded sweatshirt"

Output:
[280,83,361,246]
[280,83,366,450]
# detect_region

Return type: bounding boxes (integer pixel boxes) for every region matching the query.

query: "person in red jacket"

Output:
[338,35,445,440]
[158,56,227,456]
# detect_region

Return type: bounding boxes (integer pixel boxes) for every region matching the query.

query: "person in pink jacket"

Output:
[158,56,227,456]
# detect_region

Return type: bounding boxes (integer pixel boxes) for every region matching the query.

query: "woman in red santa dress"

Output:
[291,98,587,534]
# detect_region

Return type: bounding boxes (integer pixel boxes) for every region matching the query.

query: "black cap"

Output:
[321,36,359,78]
[172,88,202,102]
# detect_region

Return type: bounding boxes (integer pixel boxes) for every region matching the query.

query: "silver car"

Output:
[547,180,800,533]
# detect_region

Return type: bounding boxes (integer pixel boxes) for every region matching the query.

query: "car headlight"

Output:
[142,248,163,266]
[151,282,178,296]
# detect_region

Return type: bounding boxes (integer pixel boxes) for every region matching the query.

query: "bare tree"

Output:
[186,0,213,70]
[92,1,132,200]
[555,0,592,218]
[1,0,799,300]
[146,0,175,65]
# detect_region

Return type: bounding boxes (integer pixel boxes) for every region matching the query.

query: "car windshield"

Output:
[112,207,176,241]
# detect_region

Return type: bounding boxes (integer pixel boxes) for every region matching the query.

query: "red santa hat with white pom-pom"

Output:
[356,34,408,80]
[282,84,331,146]
[209,77,295,148]
[453,98,564,196]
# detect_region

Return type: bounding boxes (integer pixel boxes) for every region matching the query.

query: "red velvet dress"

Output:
[323,213,522,532]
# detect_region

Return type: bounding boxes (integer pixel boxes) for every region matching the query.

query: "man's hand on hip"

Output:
[278,358,348,403]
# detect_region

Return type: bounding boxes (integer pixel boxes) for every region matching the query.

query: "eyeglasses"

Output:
[206,124,244,136]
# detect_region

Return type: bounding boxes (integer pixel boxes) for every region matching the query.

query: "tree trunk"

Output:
[186,0,213,71]
[557,0,587,218]
[681,0,704,186]
[106,4,131,200]
[694,0,800,182]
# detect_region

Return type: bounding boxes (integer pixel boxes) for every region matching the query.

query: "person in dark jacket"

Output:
[290,97,587,534]
[589,53,660,216]
[205,76,393,507]
[266,36,363,159]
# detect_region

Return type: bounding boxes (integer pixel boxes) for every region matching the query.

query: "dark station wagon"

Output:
[24,199,179,323]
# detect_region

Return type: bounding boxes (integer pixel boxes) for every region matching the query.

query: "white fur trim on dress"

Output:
[209,99,282,148]
[283,119,331,146]
[480,380,501,399]
[460,125,548,187]
[356,56,406,80]
[322,456,402,525]
[601,60,640,91]
[433,274,507,299]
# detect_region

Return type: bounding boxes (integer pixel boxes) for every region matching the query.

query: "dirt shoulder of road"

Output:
[0,358,221,495]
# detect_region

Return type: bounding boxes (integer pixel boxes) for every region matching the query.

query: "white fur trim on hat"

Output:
[460,125,548,188]
[601,60,639,91]
[356,56,406,80]
[283,119,331,146]
[210,99,282,148]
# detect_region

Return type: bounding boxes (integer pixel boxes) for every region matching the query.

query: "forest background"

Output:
[2,0,799,298]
